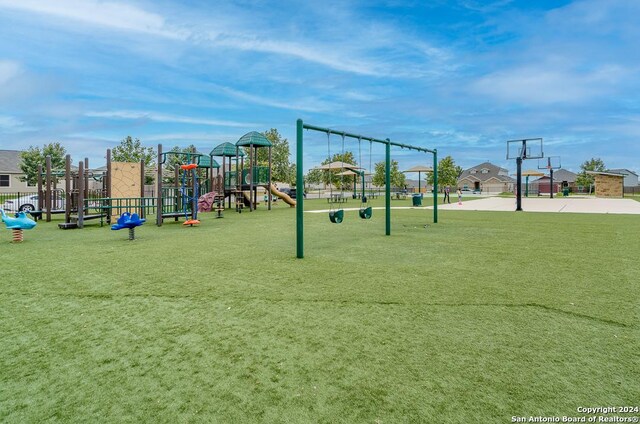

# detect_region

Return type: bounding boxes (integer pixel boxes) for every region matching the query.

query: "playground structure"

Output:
[0,208,37,242]
[210,132,277,212]
[34,130,290,229]
[36,154,110,229]
[155,148,205,227]
[36,147,207,229]
[295,119,438,259]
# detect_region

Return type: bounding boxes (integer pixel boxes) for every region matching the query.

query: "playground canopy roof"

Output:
[210,142,246,157]
[315,161,363,170]
[515,170,545,177]
[236,131,272,147]
[336,170,358,176]
[197,155,220,169]
[403,165,433,173]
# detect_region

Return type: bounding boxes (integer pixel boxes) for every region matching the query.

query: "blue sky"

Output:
[0,0,638,174]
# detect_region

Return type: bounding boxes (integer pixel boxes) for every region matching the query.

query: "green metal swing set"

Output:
[296,119,438,259]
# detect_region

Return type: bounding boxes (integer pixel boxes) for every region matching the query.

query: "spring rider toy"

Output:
[111,212,145,240]
[0,208,37,243]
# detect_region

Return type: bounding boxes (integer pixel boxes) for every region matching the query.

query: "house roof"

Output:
[458,162,514,183]
[586,171,624,178]
[0,150,23,173]
[533,169,578,182]
[608,168,638,177]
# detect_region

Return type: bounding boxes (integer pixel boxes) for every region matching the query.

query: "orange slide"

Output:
[269,184,296,207]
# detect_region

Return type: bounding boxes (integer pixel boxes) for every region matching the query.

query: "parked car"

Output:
[279,188,306,199]
[2,194,40,212]
[2,194,65,212]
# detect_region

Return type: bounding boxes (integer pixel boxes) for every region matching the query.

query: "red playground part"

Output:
[183,219,200,226]
[181,163,198,171]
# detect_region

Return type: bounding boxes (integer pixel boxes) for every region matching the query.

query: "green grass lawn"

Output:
[1,199,638,423]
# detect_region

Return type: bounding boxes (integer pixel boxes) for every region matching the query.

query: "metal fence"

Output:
[0,191,39,212]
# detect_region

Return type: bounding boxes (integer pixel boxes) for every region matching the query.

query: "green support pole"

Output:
[296,119,304,259]
[433,149,438,223]
[525,176,529,197]
[385,139,391,236]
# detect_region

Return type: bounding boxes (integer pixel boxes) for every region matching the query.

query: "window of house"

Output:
[481,168,489,174]
[470,169,477,174]
[463,184,469,190]
[0,175,10,187]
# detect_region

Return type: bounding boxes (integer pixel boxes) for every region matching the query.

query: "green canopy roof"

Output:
[236,131,272,147]
[197,154,220,168]
[210,142,245,157]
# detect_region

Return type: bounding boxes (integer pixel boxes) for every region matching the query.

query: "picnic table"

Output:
[327,194,348,204]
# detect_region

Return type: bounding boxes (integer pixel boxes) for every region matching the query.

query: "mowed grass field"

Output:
[1,196,638,423]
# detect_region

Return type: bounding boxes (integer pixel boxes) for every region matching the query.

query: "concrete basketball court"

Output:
[437,196,640,214]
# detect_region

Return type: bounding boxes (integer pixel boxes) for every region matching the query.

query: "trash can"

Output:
[563,188,569,197]
[412,194,422,206]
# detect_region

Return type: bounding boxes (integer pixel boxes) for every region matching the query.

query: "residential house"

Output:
[0,150,34,194]
[607,169,638,187]
[457,162,515,194]
[530,169,578,194]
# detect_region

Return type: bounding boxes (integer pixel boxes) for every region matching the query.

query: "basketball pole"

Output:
[550,167,554,199]
[516,156,523,211]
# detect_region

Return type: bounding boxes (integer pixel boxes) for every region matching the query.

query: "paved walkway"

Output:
[437,197,640,214]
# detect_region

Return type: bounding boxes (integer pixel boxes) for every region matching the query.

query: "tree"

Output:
[306,152,357,190]
[576,158,606,193]
[245,128,294,184]
[305,168,324,186]
[112,136,155,166]
[19,142,67,185]
[372,160,406,189]
[112,136,156,184]
[163,144,199,184]
[427,156,462,189]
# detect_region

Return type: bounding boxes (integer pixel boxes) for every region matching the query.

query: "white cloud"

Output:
[0,60,21,86]
[210,34,385,77]
[472,65,630,104]
[0,0,187,39]
[0,1,456,79]
[85,110,258,128]
[144,132,238,143]
[0,115,25,130]
[213,85,333,113]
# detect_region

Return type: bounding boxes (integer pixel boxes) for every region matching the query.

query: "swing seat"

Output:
[362,195,367,203]
[183,219,200,226]
[359,206,372,220]
[181,163,198,171]
[329,209,344,224]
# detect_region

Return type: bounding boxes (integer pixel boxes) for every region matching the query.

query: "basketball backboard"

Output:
[506,138,544,160]
[538,156,561,170]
